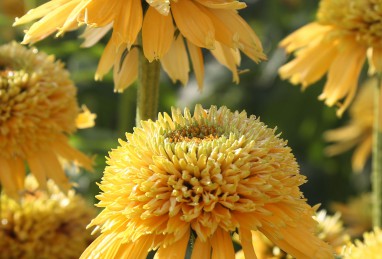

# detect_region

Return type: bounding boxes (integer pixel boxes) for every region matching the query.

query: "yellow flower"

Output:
[14,0,266,92]
[324,79,375,172]
[332,193,372,238]
[342,228,382,259]
[235,210,348,258]
[279,0,382,116]
[0,175,97,259]
[81,105,333,259]
[0,42,94,199]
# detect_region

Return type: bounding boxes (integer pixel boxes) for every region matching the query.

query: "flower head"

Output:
[0,42,94,199]
[82,105,333,259]
[324,79,375,172]
[14,0,266,92]
[279,0,382,116]
[0,175,97,259]
[342,228,382,259]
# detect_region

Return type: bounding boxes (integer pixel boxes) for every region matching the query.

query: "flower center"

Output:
[317,0,382,47]
[166,124,222,143]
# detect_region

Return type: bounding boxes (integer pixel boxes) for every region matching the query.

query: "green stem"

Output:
[117,85,135,136]
[372,75,382,227]
[135,44,161,126]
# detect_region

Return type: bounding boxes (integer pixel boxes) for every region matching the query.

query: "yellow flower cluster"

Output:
[0,176,97,259]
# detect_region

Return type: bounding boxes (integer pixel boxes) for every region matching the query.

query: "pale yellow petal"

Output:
[13,0,71,26]
[352,135,372,173]
[113,47,139,92]
[95,36,119,80]
[186,40,204,90]
[80,23,113,48]
[76,105,96,129]
[142,6,174,62]
[210,42,240,83]
[161,35,190,85]
[21,0,80,44]
[280,22,332,52]
[371,46,382,73]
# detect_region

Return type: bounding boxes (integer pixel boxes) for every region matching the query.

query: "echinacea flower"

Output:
[332,193,372,238]
[81,105,333,259]
[279,0,382,116]
[342,228,382,259]
[0,42,95,199]
[14,0,266,92]
[0,175,97,259]
[324,79,375,172]
[235,210,348,258]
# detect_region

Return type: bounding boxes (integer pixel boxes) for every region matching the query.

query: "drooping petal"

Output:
[142,6,174,62]
[186,40,204,90]
[113,47,139,92]
[161,35,190,85]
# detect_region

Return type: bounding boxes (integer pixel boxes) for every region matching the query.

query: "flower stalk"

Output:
[372,74,382,227]
[136,37,161,126]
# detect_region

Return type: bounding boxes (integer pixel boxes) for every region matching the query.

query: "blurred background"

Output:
[0,0,368,211]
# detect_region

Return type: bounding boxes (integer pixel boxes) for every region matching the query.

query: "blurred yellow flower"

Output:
[235,210,347,258]
[0,42,94,199]
[81,105,333,259]
[324,79,375,172]
[342,228,382,259]
[332,193,372,238]
[279,0,382,116]
[14,0,266,92]
[0,175,97,259]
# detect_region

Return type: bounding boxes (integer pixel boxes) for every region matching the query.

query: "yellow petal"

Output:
[280,23,332,53]
[113,47,139,92]
[95,36,119,80]
[21,0,80,44]
[76,105,96,129]
[142,6,174,62]
[190,237,211,259]
[13,0,71,26]
[238,228,257,259]
[80,23,113,48]
[171,0,215,49]
[210,42,240,83]
[113,0,142,49]
[161,35,190,85]
[186,40,204,90]
[195,0,246,10]
[210,8,266,62]
[210,228,235,259]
